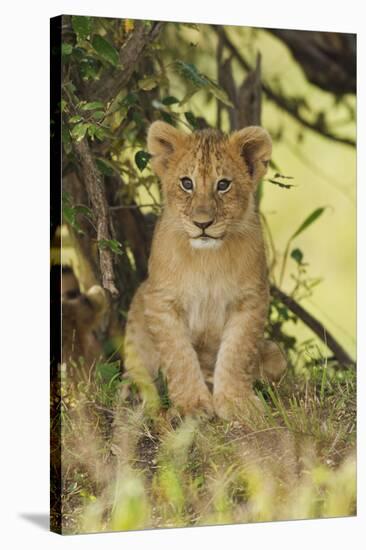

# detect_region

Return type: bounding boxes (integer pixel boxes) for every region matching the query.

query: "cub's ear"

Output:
[147,121,187,176]
[229,126,272,185]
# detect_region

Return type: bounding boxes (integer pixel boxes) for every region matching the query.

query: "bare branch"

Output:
[213,26,356,148]
[270,285,355,367]
[267,29,356,95]
[73,138,119,297]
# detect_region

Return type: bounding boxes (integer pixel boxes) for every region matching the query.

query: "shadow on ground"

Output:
[19,513,49,531]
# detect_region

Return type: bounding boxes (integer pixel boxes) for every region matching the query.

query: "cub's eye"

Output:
[217,179,232,192]
[180,177,194,192]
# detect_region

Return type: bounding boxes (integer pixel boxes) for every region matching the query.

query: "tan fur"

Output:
[124,122,286,419]
[62,267,107,369]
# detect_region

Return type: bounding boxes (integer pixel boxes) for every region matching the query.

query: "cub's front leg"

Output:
[213,291,268,420]
[145,289,214,416]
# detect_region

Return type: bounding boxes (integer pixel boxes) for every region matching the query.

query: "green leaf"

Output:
[268,179,295,189]
[64,81,76,94]
[87,124,97,139]
[71,16,93,40]
[94,127,106,141]
[62,126,72,155]
[62,202,92,233]
[74,205,93,218]
[79,56,100,80]
[174,59,207,88]
[184,111,199,129]
[120,93,139,107]
[62,191,71,204]
[95,158,118,176]
[62,205,74,225]
[87,124,107,141]
[69,115,83,124]
[92,35,119,67]
[273,173,294,180]
[91,110,105,121]
[162,96,180,106]
[290,207,326,240]
[62,206,83,234]
[61,43,73,56]
[81,101,105,111]
[173,60,208,88]
[70,122,88,142]
[291,248,304,264]
[161,112,174,125]
[173,60,233,107]
[132,111,143,126]
[98,239,123,255]
[204,76,234,107]
[135,150,151,172]
[95,361,120,383]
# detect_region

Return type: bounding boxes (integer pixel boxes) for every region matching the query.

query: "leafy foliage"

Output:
[172,60,234,106]
[62,192,93,234]
[71,15,93,41]
[98,239,123,255]
[92,34,119,67]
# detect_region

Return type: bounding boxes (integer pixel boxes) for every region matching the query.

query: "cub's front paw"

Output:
[260,341,287,382]
[213,390,264,422]
[172,386,214,417]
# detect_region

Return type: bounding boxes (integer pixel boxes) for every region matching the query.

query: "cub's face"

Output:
[148,122,272,249]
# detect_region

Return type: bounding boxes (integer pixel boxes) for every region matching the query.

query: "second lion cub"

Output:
[124,121,286,419]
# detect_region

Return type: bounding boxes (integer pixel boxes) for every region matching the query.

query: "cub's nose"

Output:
[193,220,214,230]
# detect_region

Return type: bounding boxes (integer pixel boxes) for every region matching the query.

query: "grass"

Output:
[51,358,356,534]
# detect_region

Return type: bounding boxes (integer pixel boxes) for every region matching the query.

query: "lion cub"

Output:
[125,121,286,419]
